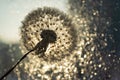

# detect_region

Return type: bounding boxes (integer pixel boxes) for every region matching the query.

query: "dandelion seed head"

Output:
[20,7,77,62]
[19,7,79,80]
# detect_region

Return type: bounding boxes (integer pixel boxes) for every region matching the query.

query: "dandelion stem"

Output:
[0,49,34,80]
[0,30,57,80]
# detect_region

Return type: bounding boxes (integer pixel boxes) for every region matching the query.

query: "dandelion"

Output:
[0,7,78,80]
[20,7,77,62]
[17,7,78,80]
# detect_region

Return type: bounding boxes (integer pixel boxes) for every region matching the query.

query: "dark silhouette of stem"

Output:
[0,49,34,80]
[0,30,57,80]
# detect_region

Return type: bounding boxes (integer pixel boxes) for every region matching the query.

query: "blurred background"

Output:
[0,0,68,43]
[0,0,120,80]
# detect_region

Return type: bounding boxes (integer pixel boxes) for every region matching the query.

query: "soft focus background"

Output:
[0,0,67,43]
[0,0,120,80]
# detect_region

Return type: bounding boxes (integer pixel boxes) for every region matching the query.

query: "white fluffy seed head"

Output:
[20,7,77,62]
